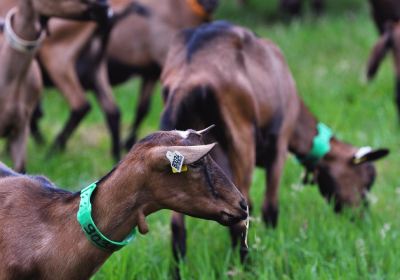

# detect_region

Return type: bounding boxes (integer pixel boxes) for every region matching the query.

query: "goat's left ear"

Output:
[150,143,217,170]
[351,147,390,165]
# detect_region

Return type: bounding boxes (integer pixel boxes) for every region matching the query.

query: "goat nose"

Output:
[239,199,248,211]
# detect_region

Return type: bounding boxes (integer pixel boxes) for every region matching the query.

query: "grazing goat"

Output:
[160,21,389,263]
[0,129,247,280]
[30,0,218,161]
[0,0,109,172]
[367,0,400,119]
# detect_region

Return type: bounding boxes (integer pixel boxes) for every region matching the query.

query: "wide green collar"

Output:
[297,122,333,167]
[77,182,136,251]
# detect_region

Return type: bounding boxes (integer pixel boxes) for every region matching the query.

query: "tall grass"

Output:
[3,0,399,278]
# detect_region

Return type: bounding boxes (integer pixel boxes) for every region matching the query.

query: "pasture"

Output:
[2,0,399,278]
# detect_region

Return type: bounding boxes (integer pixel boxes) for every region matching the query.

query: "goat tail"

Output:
[367,28,393,81]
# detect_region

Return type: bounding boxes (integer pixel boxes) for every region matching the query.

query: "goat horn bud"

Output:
[196,124,216,135]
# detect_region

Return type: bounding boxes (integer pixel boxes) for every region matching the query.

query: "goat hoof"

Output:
[48,141,66,156]
[262,204,279,228]
[32,132,46,146]
[112,147,121,162]
[240,246,249,264]
[124,136,136,151]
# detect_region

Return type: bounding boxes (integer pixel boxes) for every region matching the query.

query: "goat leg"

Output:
[9,125,29,173]
[311,0,324,15]
[92,62,121,161]
[171,211,186,279]
[125,77,157,150]
[30,102,45,145]
[396,78,400,121]
[262,137,288,228]
[51,103,91,153]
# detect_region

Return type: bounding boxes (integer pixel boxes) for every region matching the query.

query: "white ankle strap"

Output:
[4,7,45,53]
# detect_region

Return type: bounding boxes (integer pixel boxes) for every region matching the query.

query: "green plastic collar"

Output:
[297,122,333,167]
[77,182,136,251]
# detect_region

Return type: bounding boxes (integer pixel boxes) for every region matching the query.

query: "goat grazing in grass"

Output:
[0,129,248,280]
[160,21,389,263]
[29,0,219,161]
[367,0,400,119]
[0,0,110,172]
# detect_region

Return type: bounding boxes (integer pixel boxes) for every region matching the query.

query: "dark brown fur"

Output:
[367,0,400,118]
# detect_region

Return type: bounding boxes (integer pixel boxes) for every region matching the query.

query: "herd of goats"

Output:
[0,0,398,279]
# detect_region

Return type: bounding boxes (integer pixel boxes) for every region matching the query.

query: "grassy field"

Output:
[3,0,400,278]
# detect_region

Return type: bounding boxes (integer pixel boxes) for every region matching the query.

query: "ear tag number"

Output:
[166,151,187,173]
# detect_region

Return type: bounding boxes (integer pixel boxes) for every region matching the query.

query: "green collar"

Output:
[297,122,333,167]
[77,182,136,251]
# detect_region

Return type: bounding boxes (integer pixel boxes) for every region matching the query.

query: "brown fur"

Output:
[160,21,389,263]
[30,0,217,161]
[0,129,247,280]
[0,0,109,172]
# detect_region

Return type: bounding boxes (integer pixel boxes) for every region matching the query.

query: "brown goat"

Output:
[367,0,400,118]
[160,21,389,263]
[0,0,109,172]
[29,0,218,161]
[0,129,247,280]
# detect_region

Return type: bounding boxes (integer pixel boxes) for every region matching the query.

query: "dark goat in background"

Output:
[367,0,400,119]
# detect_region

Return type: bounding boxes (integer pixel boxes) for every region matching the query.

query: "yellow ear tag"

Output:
[172,164,188,173]
[166,151,188,173]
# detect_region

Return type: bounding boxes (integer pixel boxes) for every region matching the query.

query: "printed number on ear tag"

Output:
[166,151,187,173]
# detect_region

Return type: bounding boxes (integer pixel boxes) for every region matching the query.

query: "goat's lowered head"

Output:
[30,0,111,23]
[311,140,389,212]
[129,127,248,231]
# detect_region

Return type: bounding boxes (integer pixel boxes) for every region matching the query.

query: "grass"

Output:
[3,0,400,278]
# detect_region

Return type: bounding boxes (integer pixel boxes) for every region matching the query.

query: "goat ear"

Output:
[179,143,217,164]
[150,143,217,169]
[351,147,389,165]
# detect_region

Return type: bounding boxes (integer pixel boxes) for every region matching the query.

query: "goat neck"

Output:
[288,100,319,161]
[90,157,156,241]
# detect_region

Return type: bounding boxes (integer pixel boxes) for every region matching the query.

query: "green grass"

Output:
[4,0,400,278]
